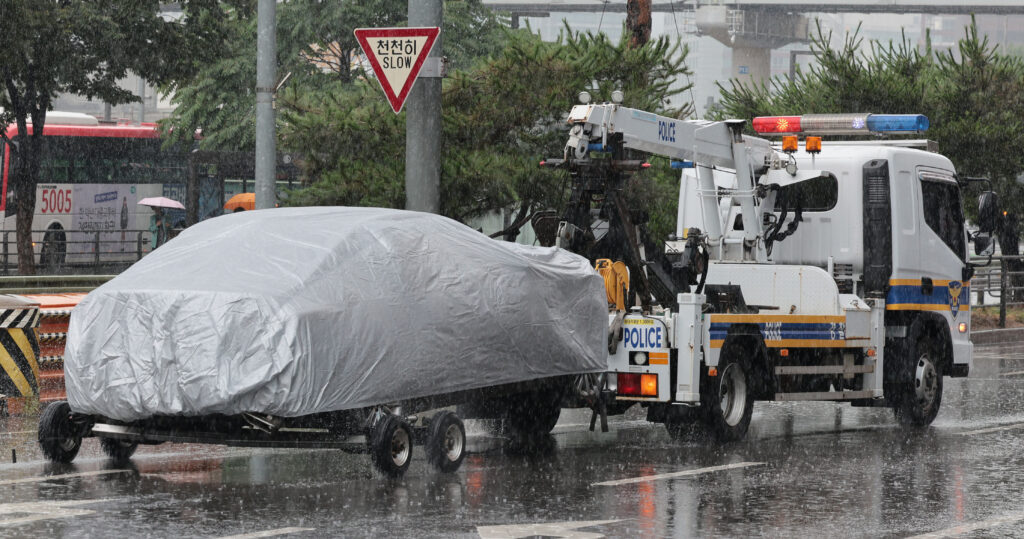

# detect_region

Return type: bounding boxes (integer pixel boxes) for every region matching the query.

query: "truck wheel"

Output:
[38,401,82,463]
[370,415,413,478]
[425,411,466,473]
[893,336,943,427]
[506,392,562,437]
[702,348,754,442]
[99,437,138,462]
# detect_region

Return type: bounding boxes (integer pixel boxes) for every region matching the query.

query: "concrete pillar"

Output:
[731,46,771,86]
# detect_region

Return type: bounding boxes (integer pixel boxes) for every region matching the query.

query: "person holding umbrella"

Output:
[138,197,186,250]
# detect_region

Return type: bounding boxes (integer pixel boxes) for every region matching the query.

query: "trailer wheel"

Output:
[425,411,466,473]
[370,415,413,478]
[893,335,943,427]
[702,347,753,442]
[99,437,139,462]
[38,401,82,463]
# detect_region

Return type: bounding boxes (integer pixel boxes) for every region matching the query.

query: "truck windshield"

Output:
[773,173,838,212]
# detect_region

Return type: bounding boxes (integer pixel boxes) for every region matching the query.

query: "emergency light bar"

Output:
[752,114,929,135]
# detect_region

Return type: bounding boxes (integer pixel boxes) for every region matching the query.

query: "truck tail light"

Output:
[618,373,641,395]
[641,374,658,396]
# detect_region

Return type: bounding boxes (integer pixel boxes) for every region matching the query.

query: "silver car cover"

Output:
[65,207,607,421]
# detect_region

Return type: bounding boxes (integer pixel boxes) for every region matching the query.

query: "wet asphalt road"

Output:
[3,341,1024,538]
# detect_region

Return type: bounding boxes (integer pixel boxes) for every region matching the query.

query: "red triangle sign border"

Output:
[354,27,441,114]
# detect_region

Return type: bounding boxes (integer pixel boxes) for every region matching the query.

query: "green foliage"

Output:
[0,0,231,273]
[284,22,692,243]
[716,17,1024,219]
[164,0,511,152]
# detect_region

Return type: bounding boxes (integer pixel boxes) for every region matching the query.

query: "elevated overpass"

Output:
[484,1,1024,16]
[484,1,1024,84]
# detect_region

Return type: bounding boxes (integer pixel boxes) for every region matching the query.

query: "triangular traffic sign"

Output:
[354,27,440,114]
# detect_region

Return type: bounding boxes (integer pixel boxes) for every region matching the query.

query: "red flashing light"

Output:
[539,160,546,167]
[618,373,641,396]
[752,116,802,134]
[641,162,651,168]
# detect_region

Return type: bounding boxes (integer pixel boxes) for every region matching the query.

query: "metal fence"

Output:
[970,255,1024,328]
[0,228,154,276]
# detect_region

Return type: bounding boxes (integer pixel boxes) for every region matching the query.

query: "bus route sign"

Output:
[353,27,440,114]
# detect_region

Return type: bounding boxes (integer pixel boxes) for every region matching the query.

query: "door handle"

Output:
[921,277,933,295]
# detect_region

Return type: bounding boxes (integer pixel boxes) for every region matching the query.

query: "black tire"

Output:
[425,411,466,473]
[893,335,943,427]
[664,406,703,441]
[99,437,139,462]
[38,401,82,463]
[701,344,754,442]
[369,415,413,478]
[506,391,562,437]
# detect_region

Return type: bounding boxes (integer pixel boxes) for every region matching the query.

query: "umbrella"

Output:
[224,192,255,212]
[138,197,185,210]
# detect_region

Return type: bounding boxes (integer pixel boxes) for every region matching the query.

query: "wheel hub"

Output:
[442,424,464,462]
[915,354,939,407]
[390,427,410,467]
[719,363,748,427]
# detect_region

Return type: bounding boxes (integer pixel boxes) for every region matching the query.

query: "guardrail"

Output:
[970,254,1024,328]
[0,274,115,295]
[0,228,155,276]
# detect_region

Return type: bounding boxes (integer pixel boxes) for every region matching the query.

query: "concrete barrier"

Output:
[0,295,41,416]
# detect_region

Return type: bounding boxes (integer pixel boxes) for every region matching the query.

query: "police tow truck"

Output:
[546,100,996,441]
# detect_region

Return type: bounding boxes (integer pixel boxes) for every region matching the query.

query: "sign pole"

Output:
[255,0,277,210]
[405,0,442,214]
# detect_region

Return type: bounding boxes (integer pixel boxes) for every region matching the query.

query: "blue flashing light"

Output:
[587,143,607,151]
[866,114,929,133]
[670,160,695,169]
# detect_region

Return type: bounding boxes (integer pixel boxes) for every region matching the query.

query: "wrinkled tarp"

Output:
[66,207,607,421]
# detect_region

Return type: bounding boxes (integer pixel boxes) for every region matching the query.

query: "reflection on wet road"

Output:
[3,341,1024,537]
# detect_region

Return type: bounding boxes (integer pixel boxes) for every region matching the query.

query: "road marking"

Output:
[0,430,35,436]
[217,528,316,539]
[592,461,764,486]
[1000,370,1024,377]
[906,511,1024,538]
[477,520,621,539]
[0,499,113,527]
[958,422,1024,436]
[0,468,132,486]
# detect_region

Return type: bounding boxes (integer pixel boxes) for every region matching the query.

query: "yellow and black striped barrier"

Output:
[0,295,41,403]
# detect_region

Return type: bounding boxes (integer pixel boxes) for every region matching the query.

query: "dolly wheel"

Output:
[38,401,82,463]
[100,437,139,462]
[426,411,466,473]
[370,415,413,478]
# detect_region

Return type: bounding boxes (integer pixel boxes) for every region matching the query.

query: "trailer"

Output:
[543,103,994,440]
[38,208,608,477]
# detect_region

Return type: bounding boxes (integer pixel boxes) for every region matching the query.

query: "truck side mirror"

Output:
[978,191,999,234]
[974,233,994,256]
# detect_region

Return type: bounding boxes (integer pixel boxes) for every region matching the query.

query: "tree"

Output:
[163,0,509,152]
[282,24,693,243]
[0,0,234,274]
[715,18,1024,221]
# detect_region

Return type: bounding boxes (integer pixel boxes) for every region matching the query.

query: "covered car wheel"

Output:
[38,401,82,463]
[370,415,413,478]
[99,437,139,462]
[893,335,943,427]
[425,411,466,473]
[702,343,754,442]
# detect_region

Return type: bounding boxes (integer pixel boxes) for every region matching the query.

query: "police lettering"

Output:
[658,120,676,143]
[624,326,662,349]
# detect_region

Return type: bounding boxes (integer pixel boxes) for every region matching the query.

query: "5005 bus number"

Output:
[41,188,72,214]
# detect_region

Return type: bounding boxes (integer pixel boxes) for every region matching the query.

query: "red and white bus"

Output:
[1,112,197,269]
